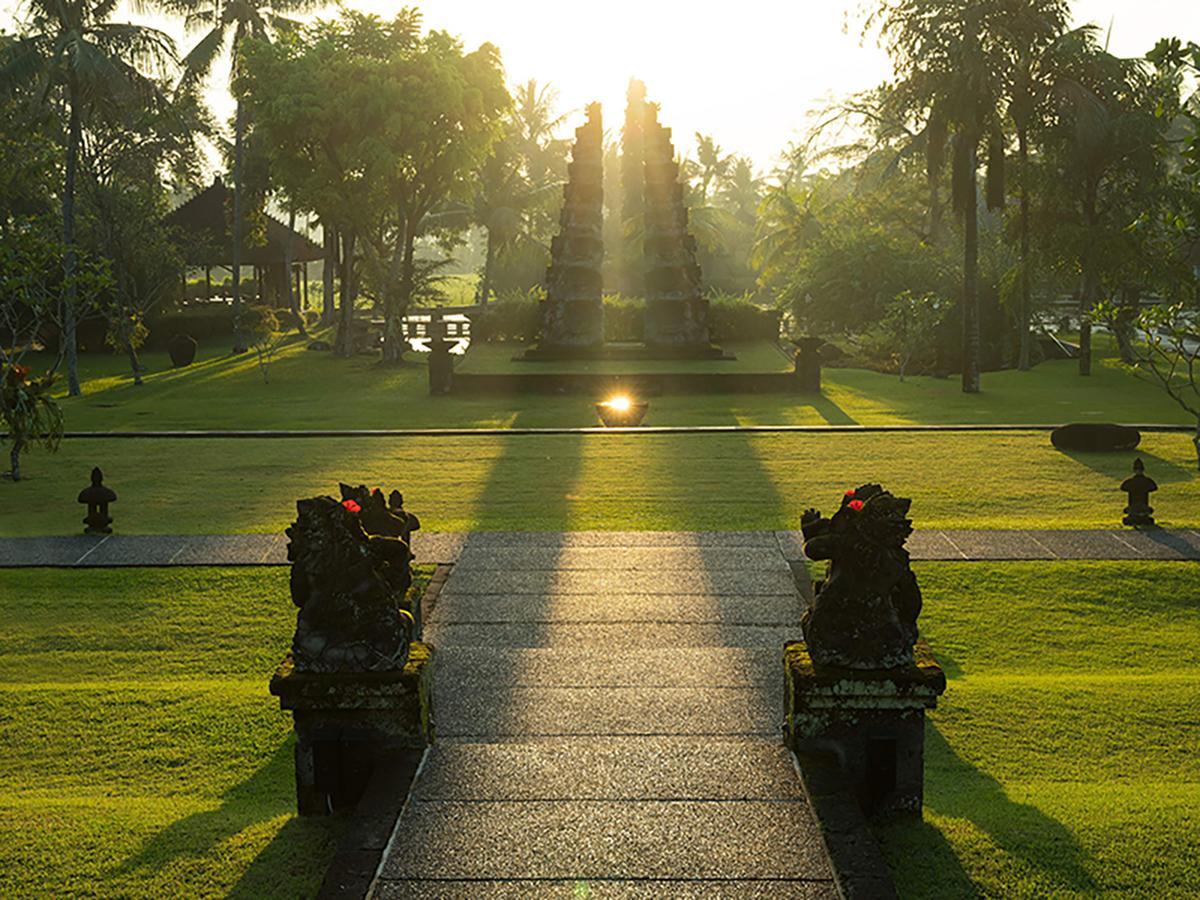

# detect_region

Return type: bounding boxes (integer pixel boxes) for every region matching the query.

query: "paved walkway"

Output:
[371,533,838,897]
[3,528,1200,567]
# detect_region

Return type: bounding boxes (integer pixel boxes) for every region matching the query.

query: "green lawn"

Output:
[3,428,1199,535]
[0,566,432,899]
[6,329,1198,536]
[886,561,1200,898]
[2,563,1196,897]
[20,331,1193,432]
[454,339,793,374]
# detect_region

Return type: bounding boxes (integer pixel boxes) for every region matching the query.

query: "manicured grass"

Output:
[882,561,1200,898]
[3,429,1198,536]
[0,566,432,899]
[21,332,1192,432]
[2,563,1196,896]
[454,340,793,374]
[5,331,1195,536]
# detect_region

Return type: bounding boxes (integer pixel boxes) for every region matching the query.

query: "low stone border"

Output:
[417,563,453,633]
[793,751,898,900]
[318,749,427,900]
[8,422,1195,439]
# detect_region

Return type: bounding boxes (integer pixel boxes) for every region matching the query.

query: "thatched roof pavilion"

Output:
[165,176,323,266]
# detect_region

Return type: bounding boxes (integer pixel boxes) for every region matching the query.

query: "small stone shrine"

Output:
[78,467,117,534]
[270,484,434,815]
[785,484,946,815]
[642,104,715,353]
[1120,458,1158,527]
[537,102,605,351]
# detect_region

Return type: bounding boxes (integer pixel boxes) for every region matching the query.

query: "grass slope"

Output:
[883,561,1200,898]
[0,566,432,899]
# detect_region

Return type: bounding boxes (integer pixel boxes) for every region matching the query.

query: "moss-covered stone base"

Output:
[784,640,945,816]
[270,642,435,815]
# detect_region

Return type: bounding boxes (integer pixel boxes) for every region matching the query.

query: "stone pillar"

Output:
[793,337,822,394]
[539,103,605,350]
[427,314,455,395]
[642,104,709,349]
[784,640,946,815]
[270,643,435,815]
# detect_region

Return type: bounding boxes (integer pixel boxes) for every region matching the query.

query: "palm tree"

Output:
[1,0,175,396]
[1047,42,1162,376]
[718,156,763,227]
[871,0,1012,394]
[1000,1,1074,370]
[694,133,731,203]
[169,0,316,352]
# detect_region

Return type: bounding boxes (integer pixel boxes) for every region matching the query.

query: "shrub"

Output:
[708,293,782,341]
[472,289,542,342]
[145,305,234,349]
[603,295,643,342]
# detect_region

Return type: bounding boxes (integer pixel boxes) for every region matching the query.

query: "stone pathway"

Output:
[371,532,838,897]
[4,528,1200,568]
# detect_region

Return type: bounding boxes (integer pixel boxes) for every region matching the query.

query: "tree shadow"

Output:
[874,808,981,899]
[470,410,586,532]
[923,724,1097,893]
[808,393,860,426]
[113,740,340,889]
[1059,448,1195,485]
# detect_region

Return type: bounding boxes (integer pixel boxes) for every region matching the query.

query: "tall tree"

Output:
[871,0,1012,393]
[1001,1,1074,370]
[1042,40,1168,375]
[170,0,317,353]
[0,0,175,396]
[239,10,508,362]
[694,133,731,202]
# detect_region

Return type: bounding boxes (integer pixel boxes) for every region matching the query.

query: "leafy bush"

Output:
[471,290,782,344]
[1,363,62,482]
[472,289,542,342]
[242,305,283,383]
[145,305,235,348]
[709,293,782,341]
[603,295,643,342]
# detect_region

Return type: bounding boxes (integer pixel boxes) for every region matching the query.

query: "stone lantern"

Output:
[1120,458,1158,527]
[77,467,117,534]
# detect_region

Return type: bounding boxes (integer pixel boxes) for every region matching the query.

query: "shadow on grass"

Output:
[1059,448,1195,485]
[809,392,859,426]
[923,724,1097,894]
[471,410,585,532]
[113,740,340,893]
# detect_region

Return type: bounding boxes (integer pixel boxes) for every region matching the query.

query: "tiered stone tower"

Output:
[539,102,605,349]
[642,104,711,349]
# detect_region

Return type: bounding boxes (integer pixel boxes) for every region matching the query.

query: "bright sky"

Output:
[361,0,1199,169]
[4,1,1199,171]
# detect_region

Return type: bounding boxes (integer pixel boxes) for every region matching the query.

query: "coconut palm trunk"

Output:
[323,225,337,325]
[62,85,82,397]
[962,145,982,394]
[1017,128,1033,370]
[1078,182,1099,376]
[336,231,356,356]
[231,98,247,353]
